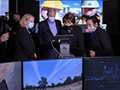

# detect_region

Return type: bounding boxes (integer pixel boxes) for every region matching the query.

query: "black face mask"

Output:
[65,25,74,30]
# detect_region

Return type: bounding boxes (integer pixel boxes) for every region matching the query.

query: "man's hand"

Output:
[0,33,9,42]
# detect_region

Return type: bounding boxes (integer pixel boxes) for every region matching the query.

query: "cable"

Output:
[51,40,64,58]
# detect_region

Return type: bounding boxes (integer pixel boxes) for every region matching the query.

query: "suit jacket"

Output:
[60,25,86,56]
[13,27,35,60]
[90,27,114,56]
[38,19,61,50]
[0,79,8,90]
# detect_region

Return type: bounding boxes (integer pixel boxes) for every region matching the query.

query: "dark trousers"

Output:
[42,48,58,58]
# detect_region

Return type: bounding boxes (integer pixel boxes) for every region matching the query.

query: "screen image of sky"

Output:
[0,0,9,15]
[23,58,82,87]
[39,0,103,21]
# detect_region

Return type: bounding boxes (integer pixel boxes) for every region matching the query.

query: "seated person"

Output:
[86,16,114,57]
[59,12,86,57]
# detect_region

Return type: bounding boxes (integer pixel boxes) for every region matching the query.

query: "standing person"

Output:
[59,12,86,57]
[38,8,61,58]
[8,13,21,58]
[13,14,37,60]
[12,13,20,35]
[86,16,114,57]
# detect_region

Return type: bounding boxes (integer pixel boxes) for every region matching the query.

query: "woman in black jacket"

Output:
[13,14,37,60]
[59,12,86,57]
[86,16,114,57]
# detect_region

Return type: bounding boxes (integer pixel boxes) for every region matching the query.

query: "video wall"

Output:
[0,57,120,90]
[38,0,106,33]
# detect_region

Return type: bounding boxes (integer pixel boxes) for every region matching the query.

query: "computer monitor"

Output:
[55,34,74,44]
[83,57,120,90]
[55,34,74,57]
[0,61,21,90]
[23,58,83,90]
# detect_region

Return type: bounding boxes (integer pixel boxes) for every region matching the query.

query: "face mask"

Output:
[49,17,55,22]
[27,22,34,29]
[88,26,96,32]
[65,25,73,30]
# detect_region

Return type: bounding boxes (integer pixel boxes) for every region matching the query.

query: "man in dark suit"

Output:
[38,8,61,58]
[86,16,114,57]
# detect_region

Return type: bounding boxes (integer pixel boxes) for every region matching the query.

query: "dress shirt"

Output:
[47,20,57,36]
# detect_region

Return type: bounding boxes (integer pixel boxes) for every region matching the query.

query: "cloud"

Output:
[47,59,72,81]
[73,3,80,6]
[32,61,41,80]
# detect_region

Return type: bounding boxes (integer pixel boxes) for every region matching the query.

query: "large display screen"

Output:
[83,57,120,90]
[39,0,103,23]
[23,58,83,90]
[38,0,105,33]
[0,0,9,16]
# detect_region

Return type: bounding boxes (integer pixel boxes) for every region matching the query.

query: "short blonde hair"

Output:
[19,14,35,27]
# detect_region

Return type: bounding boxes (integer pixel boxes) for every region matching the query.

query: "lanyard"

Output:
[91,26,99,39]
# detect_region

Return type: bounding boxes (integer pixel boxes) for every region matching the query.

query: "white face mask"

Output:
[48,17,55,22]
[88,26,96,32]
[27,22,34,29]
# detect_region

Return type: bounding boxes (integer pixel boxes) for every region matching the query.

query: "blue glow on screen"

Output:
[23,58,82,87]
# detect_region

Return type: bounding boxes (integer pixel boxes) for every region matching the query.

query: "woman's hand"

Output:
[34,53,37,59]
[90,50,95,57]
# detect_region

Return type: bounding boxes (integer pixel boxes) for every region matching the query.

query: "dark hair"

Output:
[63,12,75,24]
[14,13,20,15]
[86,16,100,26]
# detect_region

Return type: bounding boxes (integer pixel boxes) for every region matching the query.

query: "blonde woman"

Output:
[13,14,37,60]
